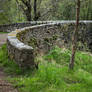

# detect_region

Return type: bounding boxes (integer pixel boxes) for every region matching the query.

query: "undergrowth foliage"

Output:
[0,45,92,92]
[0,44,22,74]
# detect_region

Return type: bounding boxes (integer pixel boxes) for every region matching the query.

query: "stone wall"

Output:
[6,21,53,69]
[17,21,92,53]
[7,21,92,69]
[7,30,35,69]
[0,21,53,32]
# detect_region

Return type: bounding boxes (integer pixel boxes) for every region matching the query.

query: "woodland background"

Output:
[0,0,92,24]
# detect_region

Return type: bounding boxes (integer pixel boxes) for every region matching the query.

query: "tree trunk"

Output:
[25,7,32,21]
[26,1,32,21]
[16,0,32,21]
[34,0,37,21]
[69,0,80,69]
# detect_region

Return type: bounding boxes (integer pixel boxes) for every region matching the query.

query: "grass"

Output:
[0,44,22,75]
[0,45,92,92]
[0,32,9,34]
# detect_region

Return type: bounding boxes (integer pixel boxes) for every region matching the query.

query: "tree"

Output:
[16,0,32,21]
[69,0,80,69]
[16,0,42,21]
[34,0,38,21]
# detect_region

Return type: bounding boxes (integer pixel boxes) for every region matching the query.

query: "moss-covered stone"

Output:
[52,35,59,40]
[28,37,38,48]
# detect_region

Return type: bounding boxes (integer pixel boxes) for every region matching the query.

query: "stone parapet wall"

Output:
[17,21,92,52]
[0,21,53,32]
[1,20,91,32]
[7,30,35,69]
[7,21,92,69]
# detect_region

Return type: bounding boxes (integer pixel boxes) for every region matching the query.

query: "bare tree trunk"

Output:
[16,0,32,21]
[34,0,37,21]
[33,0,41,21]
[69,0,80,69]
[25,5,32,21]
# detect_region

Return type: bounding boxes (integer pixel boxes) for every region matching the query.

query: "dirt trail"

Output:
[0,34,18,92]
[0,34,7,47]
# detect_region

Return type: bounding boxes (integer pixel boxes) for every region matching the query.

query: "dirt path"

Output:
[0,34,18,92]
[0,34,7,47]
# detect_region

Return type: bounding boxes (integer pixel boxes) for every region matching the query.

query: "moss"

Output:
[16,34,20,40]
[52,35,58,40]
[44,35,59,43]
[44,37,54,42]
[20,29,28,35]
[44,38,50,42]
[16,30,28,41]
[28,37,38,48]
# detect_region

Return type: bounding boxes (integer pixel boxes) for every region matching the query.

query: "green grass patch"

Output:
[0,45,92,92]
[0,32,9,34]
[0,44,22,75]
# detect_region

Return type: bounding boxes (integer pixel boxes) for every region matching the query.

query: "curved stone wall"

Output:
[6,21,53,69]
[7,21,92,69]
[17,21,92,52]
[7,30,35,68]
[0,21,53,32]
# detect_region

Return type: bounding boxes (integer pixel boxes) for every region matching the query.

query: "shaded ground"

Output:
[0,33,18,92]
